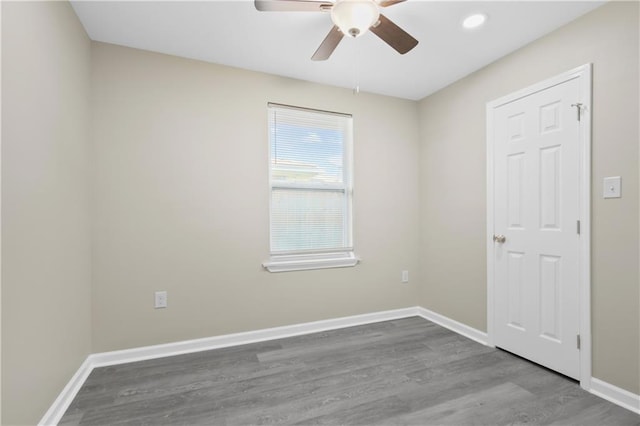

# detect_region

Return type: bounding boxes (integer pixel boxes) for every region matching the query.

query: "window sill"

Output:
[263,252,359,273]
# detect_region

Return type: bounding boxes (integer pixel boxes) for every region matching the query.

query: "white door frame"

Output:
[486,64,592,390]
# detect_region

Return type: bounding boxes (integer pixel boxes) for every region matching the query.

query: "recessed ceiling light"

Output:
[462,13,487,29]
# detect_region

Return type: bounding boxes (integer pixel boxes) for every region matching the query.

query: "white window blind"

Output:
[268,103,353,257]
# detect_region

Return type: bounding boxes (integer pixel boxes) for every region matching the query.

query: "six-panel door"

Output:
[492,77,581,379]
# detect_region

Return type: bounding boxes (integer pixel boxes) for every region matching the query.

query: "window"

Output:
[263,103,358,272]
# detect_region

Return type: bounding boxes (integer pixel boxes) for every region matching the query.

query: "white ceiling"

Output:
[70,0,605,100]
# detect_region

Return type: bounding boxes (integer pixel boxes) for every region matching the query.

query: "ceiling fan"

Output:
[254,0,419,61]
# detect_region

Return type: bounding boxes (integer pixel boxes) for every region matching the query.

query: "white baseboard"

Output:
[40,306,420,425]
[416,306,489,346]
[88,307,420,368]
[590,377,640,415]
[40,306,640,425]
[38,357,94,426]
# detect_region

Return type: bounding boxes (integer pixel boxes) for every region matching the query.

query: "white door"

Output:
[489,75,584,379]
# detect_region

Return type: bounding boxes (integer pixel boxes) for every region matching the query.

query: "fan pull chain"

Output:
[353,38,360,95]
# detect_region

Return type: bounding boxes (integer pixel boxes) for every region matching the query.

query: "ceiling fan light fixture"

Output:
[331,0,380,38]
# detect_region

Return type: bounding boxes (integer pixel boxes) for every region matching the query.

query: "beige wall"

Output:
[1,1,92,425]
[418,1,639,394]
[90,42,421,352]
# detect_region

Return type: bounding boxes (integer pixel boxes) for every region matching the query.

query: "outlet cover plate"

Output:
[155,291,167,309]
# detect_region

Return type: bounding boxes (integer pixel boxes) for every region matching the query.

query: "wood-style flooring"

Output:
[60,317,640,425]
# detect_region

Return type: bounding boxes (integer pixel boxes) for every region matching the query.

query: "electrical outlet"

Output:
[401,270,409,283]
[155,291,167,309]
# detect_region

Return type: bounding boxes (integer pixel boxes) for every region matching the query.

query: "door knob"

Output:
[493,234,506,243]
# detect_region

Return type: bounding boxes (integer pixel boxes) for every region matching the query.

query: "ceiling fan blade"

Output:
[312,26,344,61]
[378,0,406,7]
[255,0,332,12]
[370,13,418,54]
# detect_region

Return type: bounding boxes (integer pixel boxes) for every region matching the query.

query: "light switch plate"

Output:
[603,176,621,198]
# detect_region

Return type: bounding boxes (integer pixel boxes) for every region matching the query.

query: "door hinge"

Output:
[577,220,581,235]
[571,103,583,121]
[577,334,581,350]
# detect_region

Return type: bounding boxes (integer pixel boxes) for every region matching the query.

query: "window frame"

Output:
[263,103,358,272]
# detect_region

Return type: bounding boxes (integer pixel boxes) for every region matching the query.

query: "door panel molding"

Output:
[486,63,591,389]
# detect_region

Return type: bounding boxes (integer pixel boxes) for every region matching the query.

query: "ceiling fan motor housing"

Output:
[331,0,380,38]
